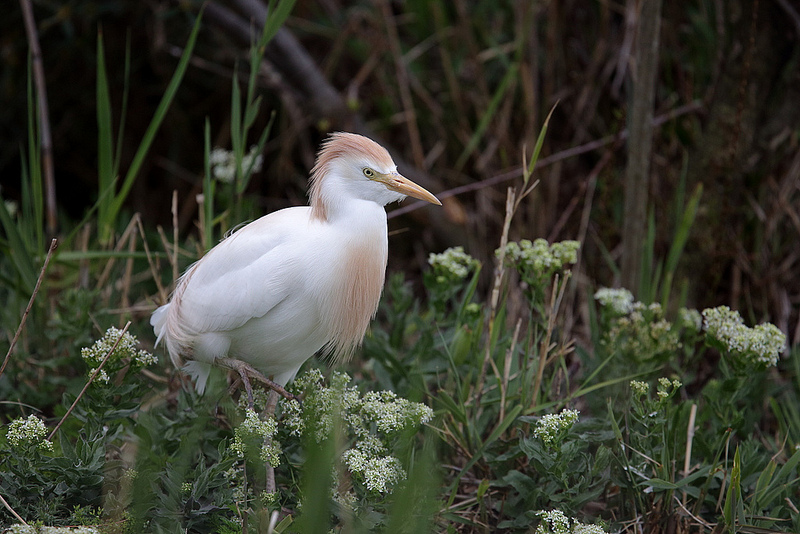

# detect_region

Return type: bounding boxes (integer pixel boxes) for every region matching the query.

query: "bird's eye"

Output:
[363,168,375,178]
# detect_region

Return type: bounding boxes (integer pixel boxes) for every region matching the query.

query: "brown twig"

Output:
[0,238,58,381]
[531,272,571,405]
[388,100,703,219]
[19,0,56,235]
[474,187,517,406]
[135,213,167,300]
[172,190,179,285]
[48,321,132,441]
[683,403,698,506]
[0,492,27,526]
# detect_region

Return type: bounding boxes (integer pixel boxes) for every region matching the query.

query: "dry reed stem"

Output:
[683,402,697,506]
[531,272,571,405]
[135,213,167,300]
[19,0,56,235]
[95,214,140,291]
[172,189,179,284]
[121,218,137,309]
[0,238,57,381]
[672,494,715,531]
[0,492,27,526]
[474,187,516,406]
[48,320,132,441]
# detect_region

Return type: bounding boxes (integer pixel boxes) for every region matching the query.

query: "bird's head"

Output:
[309,132,441,220]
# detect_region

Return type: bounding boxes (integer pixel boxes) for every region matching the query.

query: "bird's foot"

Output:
[217,358,300,404]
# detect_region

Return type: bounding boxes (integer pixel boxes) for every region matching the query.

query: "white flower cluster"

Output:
[6,414,53,452]
[535,509,606,534]
[629,380,650,397]
[230,408,280,467]
[285,370,433,494]
[657,377,682,399]
[594,287,634,315]
[80,327,157,384]
[428,246,480,281]
[499,239,580,281]
[342,440,405,494]
[702,306,786,367]
[209,146,264,184]
[533,409,579,449]
[606,302,681,363]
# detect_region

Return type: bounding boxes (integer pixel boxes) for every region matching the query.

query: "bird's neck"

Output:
[316,196,388,233]
[309,177,390,228]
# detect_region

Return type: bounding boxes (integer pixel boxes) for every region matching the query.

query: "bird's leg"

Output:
[227,375,254,410]
[217,357,299,402]
[264,389,279,495]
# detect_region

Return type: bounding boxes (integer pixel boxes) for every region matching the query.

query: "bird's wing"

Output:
[175,207,311,335]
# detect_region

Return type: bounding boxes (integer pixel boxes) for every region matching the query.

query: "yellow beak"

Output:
[380,172,441,205]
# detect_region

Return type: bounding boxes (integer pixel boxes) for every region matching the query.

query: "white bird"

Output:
[151,132,441,399]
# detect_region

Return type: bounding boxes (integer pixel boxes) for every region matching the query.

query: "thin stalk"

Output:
[19,0,56,235]
[0,238,57,380]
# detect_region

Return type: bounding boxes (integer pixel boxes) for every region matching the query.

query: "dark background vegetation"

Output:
[2,0,798,343]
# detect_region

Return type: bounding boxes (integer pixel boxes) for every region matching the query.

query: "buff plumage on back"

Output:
[309,132,396,221]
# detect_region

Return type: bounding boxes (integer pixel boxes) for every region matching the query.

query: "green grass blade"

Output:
[524,104,557,186]
[640,208,657,302]
[261,0,297,48]
[25,54,44,252]
[455,62,519,171]
[113,31,132,180]
[0,193,37,292]
[659,183,703,306]
[96,28,114,241]
[101,10,204,243]
[237,110,274,195]
[203,117,214,249]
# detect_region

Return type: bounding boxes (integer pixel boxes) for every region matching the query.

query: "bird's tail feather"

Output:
[184,360,213,394]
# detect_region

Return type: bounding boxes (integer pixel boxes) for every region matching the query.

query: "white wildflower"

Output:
[209,146,264,184]
[702,306,786,367]
[230,408,280,467]
[535,509,607,534]
[594,287,635,315]
[500,239,579,280]
[81,326,156,383]
[428,246,480,280]
[6,415,53,452]
[533,409,579,449]
[630,380,650,397]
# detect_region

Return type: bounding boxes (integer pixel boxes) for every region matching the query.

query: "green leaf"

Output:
[100,10,205,244]
[455,62,519,171]
[524,103,557,186]
[96,28,114,237]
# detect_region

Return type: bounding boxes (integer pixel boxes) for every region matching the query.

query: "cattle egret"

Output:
[151,132,441,400]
